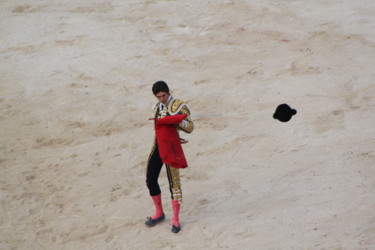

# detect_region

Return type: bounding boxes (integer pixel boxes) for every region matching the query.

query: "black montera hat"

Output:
[273,104,297,122]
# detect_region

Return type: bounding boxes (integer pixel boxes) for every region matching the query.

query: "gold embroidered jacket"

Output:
[152,96,194,134]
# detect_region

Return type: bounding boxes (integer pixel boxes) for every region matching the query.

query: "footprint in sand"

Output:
[12,5,33,13]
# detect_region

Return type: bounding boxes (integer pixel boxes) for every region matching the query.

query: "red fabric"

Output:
[155,114,188,169]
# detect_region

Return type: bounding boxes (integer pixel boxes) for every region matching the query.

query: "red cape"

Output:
[155,114,188,169]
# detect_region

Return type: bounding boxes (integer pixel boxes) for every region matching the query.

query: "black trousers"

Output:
[146,139,182,202]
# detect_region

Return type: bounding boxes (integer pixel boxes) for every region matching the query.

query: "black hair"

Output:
[152,81,170,95]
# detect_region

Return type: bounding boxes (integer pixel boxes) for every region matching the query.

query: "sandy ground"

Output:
[1,0,375,249]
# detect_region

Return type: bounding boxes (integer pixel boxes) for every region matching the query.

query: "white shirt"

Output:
[159,95,173,113]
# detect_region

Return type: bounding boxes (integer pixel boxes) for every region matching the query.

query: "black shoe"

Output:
[145,214,165,226]
[171,224,181,233]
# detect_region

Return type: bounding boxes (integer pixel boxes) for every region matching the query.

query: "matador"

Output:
[145,81,194,233]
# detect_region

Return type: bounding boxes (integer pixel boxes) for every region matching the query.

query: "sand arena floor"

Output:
[1,1,375,249]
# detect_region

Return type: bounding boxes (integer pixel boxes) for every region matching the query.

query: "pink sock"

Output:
[171,199,181,227]
[151,194,164,219]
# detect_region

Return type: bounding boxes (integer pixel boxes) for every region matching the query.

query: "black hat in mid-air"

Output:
[273,104,297,122]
